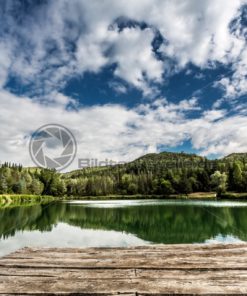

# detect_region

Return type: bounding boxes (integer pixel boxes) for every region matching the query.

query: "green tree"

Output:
[160,179,174,195]
[30,179,44,195]
[50,176,66,196]
[39,169,63,196]
[56,179,66,196]
[232,161,243,191]
[0,174,8,194]
[197,170,210,191]
[12,179,27,194]
[128,182,138,194]
[121,174,132,194]
[211,171,227,196]
[177,173,193,195]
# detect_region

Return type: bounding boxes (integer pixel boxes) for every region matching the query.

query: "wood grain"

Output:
[1,244,247,295]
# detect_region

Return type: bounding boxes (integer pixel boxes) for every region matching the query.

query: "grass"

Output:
[64,192,217,200]
[220,192,247,200]
[64,194,167,200]
[186,192,217,199]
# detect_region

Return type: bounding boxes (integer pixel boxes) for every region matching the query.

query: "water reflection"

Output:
[0,224,149,256]
[1,200,247,256]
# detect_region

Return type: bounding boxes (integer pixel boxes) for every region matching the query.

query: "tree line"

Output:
[1,152,247,197]
[0,163,66,196]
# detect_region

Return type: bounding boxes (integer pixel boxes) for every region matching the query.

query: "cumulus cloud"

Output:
[109,27,163,96]
[0,89,247,170]
[108,82,128,94]
[0,0,246,98]
[0,1,247,166]
[217,48,247,100]
[191,115,247,156]
[0,90,187,169]
[0,42,12,87]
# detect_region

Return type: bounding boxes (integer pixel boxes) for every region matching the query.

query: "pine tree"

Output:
[232,161,243,192]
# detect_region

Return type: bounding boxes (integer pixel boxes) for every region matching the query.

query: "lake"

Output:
[1,199,247,256]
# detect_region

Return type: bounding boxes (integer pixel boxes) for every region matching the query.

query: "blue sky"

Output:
[0,0,247,170]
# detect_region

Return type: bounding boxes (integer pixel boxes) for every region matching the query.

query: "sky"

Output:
[0,0,247,171]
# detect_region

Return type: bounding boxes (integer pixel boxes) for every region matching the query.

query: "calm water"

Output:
[1,199,247,256]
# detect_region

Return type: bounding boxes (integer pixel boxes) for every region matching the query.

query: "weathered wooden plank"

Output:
[1,244,247,295]
[1,276,247,294]
[3,245,247,261]
[6,243,247,257]
[2,256,247,270]
[1,267,247,280]
[7,247,247,258]
[9,243,247,254]
[0,268,135,278]
[5,244,247,262]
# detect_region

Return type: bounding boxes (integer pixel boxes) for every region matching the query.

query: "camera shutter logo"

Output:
[29,124,77,170]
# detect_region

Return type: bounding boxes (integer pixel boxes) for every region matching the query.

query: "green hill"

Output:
[67,151,206,178]
[135,151,205,162]
[223,153,247,161]
[1,151,247,198]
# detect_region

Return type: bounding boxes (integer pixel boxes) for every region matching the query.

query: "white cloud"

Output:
[0,0,246,97]
[109,27,163,96]
[143,0,246,73]
[108,81,128,94]
[202,109,227,121]
[217,48,247,99]
[0,91,164,168]
[191,115,247,156]
[0,41,12,86]
[0,89,247,170]
[0,1,247,165]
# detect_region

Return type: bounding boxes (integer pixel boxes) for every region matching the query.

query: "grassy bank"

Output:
[0,194,58,208]
[65,192,217,200]
[220,192,247,200]
[1,192,247,208]
[1,193,217,207]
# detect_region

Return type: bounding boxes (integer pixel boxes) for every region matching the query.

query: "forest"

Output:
[1,152,247,197]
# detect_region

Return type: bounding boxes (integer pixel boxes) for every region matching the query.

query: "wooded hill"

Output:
[1,151,247,197]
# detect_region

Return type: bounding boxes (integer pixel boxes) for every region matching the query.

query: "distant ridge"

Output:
[2,150,247,197]
[3,151,247,174]
[134,151,205,162]
[223,153,247,161]
[65,151,247,176]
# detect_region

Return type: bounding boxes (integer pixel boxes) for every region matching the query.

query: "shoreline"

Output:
[1,192,247,207]
[0,194,58,208]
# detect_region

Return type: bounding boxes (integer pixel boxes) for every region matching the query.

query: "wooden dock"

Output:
[1,244,247,295]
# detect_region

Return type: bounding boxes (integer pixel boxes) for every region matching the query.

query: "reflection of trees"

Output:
[1,203,247,243]
[0,203,65,238]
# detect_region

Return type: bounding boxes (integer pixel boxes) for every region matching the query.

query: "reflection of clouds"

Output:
[67,200,247,208]
[0,223,151,257]
[68,199,167,208]
[205,234,244,244]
